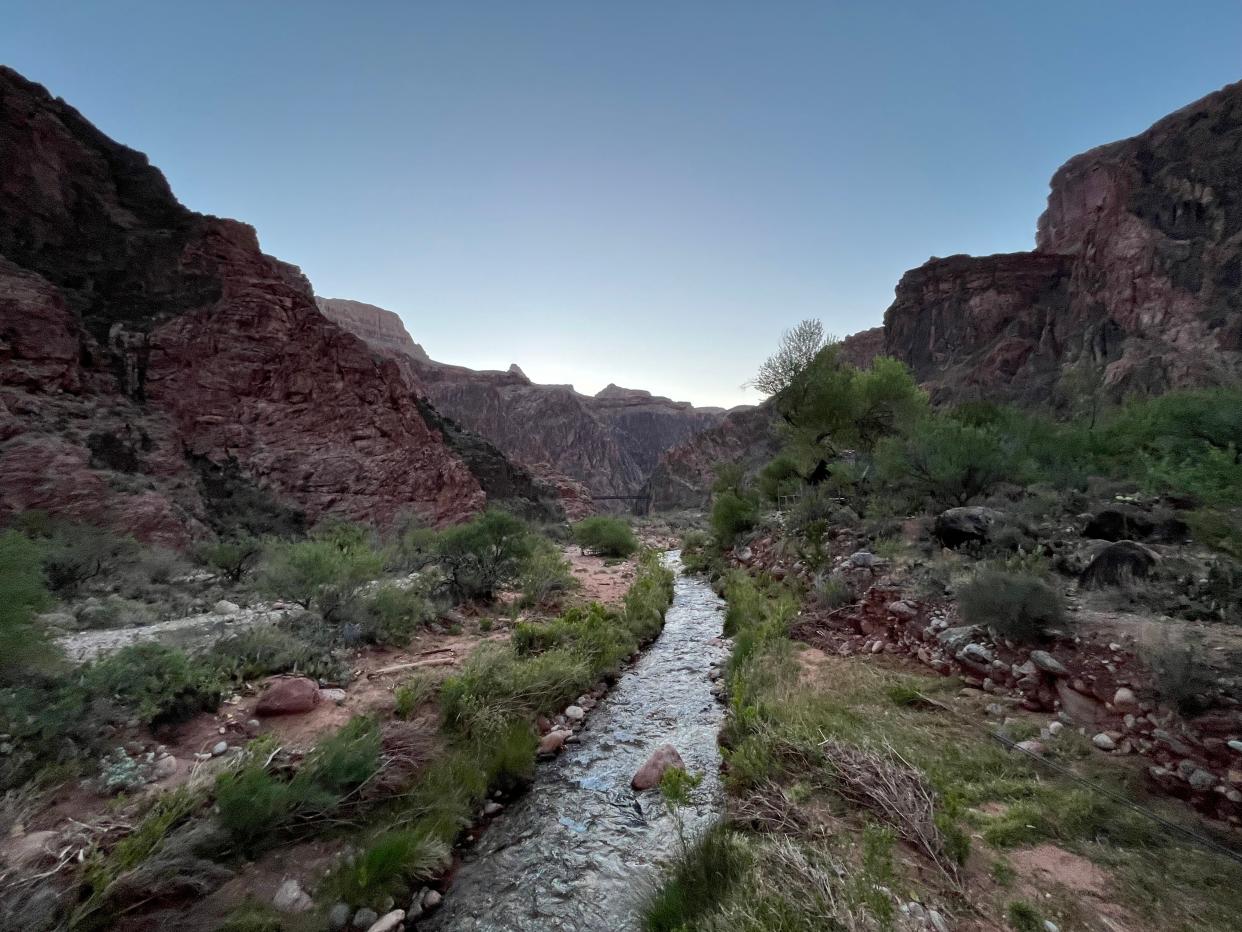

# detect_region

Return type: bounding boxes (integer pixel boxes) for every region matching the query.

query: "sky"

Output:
[4,2,1241,407]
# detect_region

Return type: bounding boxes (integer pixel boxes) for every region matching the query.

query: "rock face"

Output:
[0,66,559,542]
[319,302,730,497]
[643,403,779,510]
[316,297,430,361]
[884,79,1242,404]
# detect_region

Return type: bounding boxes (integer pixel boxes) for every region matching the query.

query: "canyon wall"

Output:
[884,78,1242,403]
[0,66,558,544]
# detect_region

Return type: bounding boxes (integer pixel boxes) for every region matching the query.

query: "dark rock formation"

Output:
[883,79,1242,403]
[0,66,554,543]
[642,404,779,510]
[318,302,730,497]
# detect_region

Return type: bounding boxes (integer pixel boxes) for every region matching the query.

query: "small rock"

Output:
[256,677,321,716]
[483,801,503,817]
[351,908,379,929]
[7,830,59,869]
[1044,921,1060,932]
[1188,768,1216,790]
[849,550,876,568]
[632,744,685,790]
[273,878,312,913]
[422,889,442,909]
[244,719,262,736]
[1047,721,1064,736]
[328,903,352,931]
[211,741,229,756]
[319,688,347,705]
[985,703,1005,717]
[1029,650,1069,677]
[1015,739,1045,755]
[927,908,950,932]
[365,909,405,932]
[1228,739,1242,753]
[870,640,884,654]
[1092,733,1116,752]
[564,705,586,723]
[1112,687,1138,711]
[153,755,178,779]
[537,730,571,756]
[958,643,994,665]
[213,600,240,615]
[887,600,918,620]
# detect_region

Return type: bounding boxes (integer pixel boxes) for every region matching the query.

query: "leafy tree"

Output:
[197,535,262,583]
[435,509,533,600]
[746,319,831,396]
[572,516,639,557]
[0,530,58,685]
[875,417,1013,509]
[258,532,383,613]
[755,454,801,503]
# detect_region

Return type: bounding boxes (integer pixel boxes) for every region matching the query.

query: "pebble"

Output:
[320,688,348,705]
[213,600,240,615]
[328,903,352,931]
[1228,739,1242,753]
[364,909,404,932]
[1188,768,1216,790]
[927,908,950,932]
[1044,921,1060,932]
[564,705,586,723]
[272,878,312,913]
[351,908,379,929]
[422,889,442,909]
[211,741,229,756]
[1029,650,1069,677]
[1092,733,1116,752]
[153,755,178,779]
[1112,687,1138,711]
[1047,721,1064,737]
[483,801,503,817]
[1015,739,1044,755]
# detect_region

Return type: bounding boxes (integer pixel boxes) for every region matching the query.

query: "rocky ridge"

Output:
[0,66,558,544]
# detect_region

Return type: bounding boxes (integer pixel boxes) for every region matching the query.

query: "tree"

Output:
[875,417,1012,509]
[435,509,533,600]
[746,319,831,397]
[258,535,383,613]
[197,535,262,583]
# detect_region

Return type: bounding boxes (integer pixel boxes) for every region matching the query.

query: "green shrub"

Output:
[435,509,533,601]
[207,622,342,683]
[642,823,750,932]
[518,539,577,607]
[355,585,435,646]
[196,535,262,583]
[875,416,1013,510]
[756,454,802,504]
[572,516,639,558]
[440,644,592,736]
[394,672,439,720]
[711,490,759,548]
[958,568,1066,643]
[82,643,223,725]
[331,830,447,907]
[1140,631,1216,714]
[257,534,383,613]
[35,522,139,595]
[0,530,57,685]
[1006,901,1044,932]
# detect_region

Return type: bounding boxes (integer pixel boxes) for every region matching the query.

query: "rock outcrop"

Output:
[318,303,730,497]
[884,79,1242,403]
[0,66,556,543]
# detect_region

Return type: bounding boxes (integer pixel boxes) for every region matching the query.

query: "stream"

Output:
[426,550,729,931]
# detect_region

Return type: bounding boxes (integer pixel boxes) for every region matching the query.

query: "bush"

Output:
[435,509,533,601]
[207,622,342,683]
[330,830,447,907]
[875,416,1013,510]
[518,539,577,607]
[642,823,750,932]
[394,672,439,720]
[958,568,1066,643]
[572,516,639,558]
[83,643,224,725]
[756,454,802,504]
[711,490,759,548]
[257,533,383,613]
[0,530,57,685]
[354,585,435,646]
[1140,632,1216,714]
[32,521,140,596]
[196,536,262,583]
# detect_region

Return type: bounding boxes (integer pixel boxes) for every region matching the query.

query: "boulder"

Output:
[631,744,685,791]
[1055,681,1105,724]
[936,625,983,654]
[255,677,321,716]
[932,507,1010,549]
[1079,541,1158,589]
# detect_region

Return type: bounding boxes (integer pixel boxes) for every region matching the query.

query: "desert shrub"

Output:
[196,535,262,583]
[82,643,224,725]
[1140,631,1216,714]
[257,534,383,613]
[1187,508,1242,560]
[0,530,58,686]
[215,718,381,849]
[875,416,1012,510]
[35,521,139,595]
[958,568,1066,643]
[354,585,435,646]
[573,516,639,558]
[518,539,577,607]
[330,829,447,907]
[620,552,675,642]
[72,595,155,630]
[812,572,854,609]
[435,509,533,601]
[207,623,342,683]
[756,454,802,504]
[394,672,439,719]
[711,490,759,548]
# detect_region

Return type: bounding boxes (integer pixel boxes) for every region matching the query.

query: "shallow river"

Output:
[427,550,728,931]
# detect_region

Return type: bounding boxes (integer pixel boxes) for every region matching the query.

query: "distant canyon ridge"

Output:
[1,64,1239,541]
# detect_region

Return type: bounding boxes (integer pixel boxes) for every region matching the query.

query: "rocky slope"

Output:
[316,302,730,497]
[0,66,558,545]
[885,79,1242,403]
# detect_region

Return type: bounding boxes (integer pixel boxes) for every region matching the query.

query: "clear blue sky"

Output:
[5,2,1240,407]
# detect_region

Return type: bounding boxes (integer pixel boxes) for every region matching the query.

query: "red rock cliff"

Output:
[884,79,1242,403]
[0,66,487,544]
